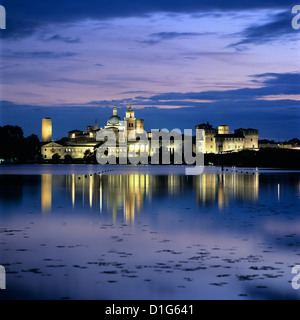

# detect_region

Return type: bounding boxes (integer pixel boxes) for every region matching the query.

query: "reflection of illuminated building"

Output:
[41,174,52,213]
[41,171,260,218]
[64,173,152,223]
[168,175,181,196]
[194,173,259,209]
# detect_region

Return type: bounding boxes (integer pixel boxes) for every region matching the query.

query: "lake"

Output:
[0,164,299,300]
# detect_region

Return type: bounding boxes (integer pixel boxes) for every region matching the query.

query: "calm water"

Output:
[0,164,299,300]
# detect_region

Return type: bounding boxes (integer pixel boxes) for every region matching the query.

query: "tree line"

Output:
[0,125,41,163]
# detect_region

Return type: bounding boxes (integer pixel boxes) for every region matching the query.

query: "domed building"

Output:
[41,105,148,161]
[106,107,123,127]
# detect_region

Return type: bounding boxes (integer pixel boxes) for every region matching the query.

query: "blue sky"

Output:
[0,0,299,140]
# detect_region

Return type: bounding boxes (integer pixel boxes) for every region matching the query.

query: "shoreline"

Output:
[1,149,299,170]
[0,163,299,176]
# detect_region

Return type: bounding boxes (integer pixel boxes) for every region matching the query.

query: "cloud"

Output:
[120,90,154,94]
[136,32,215,47]
[137,31,211,45]
[141,72,300,102]
[151,32,208,40]
[1,0,294,39]
[39,34,81,43]
[230,10,298,48]
[3,51,78,59]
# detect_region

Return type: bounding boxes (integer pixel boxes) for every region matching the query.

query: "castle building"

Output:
[41,108,259,161]
[195,123,259,154]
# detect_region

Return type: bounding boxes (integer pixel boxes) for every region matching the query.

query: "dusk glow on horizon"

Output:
[0,0,299,140]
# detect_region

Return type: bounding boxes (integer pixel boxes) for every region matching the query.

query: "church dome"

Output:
[107,115,121,126]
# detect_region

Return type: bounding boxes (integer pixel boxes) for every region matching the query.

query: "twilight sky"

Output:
[0,0,299,140]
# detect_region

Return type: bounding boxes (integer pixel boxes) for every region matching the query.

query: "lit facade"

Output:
[195,123,259,154]
[41,107,259,160]
[41,118,52,143]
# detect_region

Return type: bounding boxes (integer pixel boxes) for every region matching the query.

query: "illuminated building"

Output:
[41,105,148,160]
[41,107,259,160]
[195,123,259,153]
[41,118,52,143]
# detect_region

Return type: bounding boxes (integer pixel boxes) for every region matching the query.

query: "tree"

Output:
[52,153,61,162]
[0,125,24,161]
[64,154,72,163]
[84,149,91,158]
[288,138,300,145]
[84,149,96,163]
[0,125,41,163]
[20,134,41,162]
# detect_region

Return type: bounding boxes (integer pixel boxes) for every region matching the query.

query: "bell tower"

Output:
[125,104,136,137]
[42,118,52,143]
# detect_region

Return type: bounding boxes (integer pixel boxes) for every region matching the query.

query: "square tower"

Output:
[42,118,52,143]
[125,105,136,137]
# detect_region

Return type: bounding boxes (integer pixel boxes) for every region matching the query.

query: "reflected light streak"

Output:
[89,175,94,208]
[72,174,75,208]
[45,172,262,222]
[41,174,52,214]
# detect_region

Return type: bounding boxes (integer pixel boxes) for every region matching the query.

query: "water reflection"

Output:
[194,173,259,209]
[1,169,300,300]
[40,172,264,220]
[41,174,52,213]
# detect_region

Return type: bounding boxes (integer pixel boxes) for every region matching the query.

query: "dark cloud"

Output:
[120,90,154,94]
[230,10,298,48]
[137,31,211,45]
[142,72,300,102]
[39,34,81,43]
[1,0,294,39]
[3,51,78,59]
[151,32,208,40]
